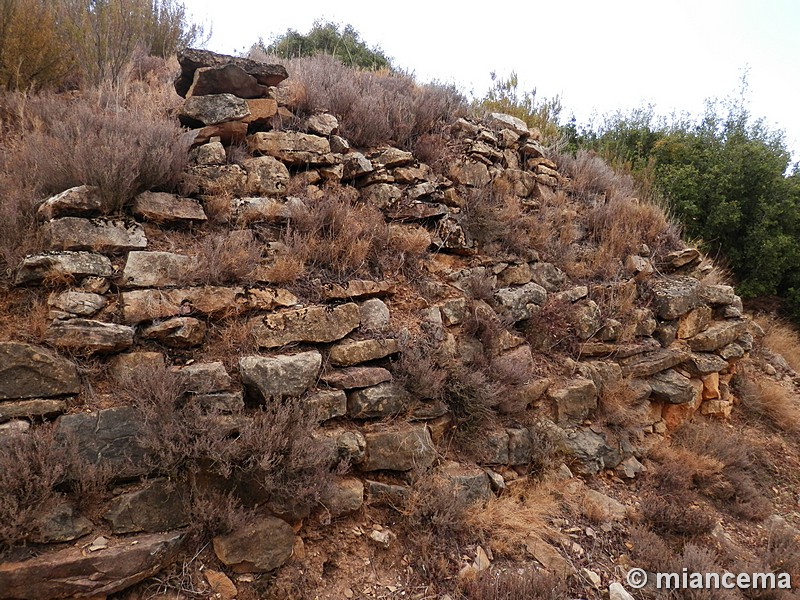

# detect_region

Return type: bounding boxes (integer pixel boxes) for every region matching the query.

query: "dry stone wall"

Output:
[0,48,756,597]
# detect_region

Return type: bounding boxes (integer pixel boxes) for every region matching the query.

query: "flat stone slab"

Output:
[328,338,400,367]
[361,425,436,471]
[15,252,112,286]
[180,93,250,126]
[0,398,67,422]
[188,63,269,98]
[104,479,189,534]
[648,369,696,404]
[347,382,411,418]
[131,192,207,224]
[37,185,105,220]
[48,290,106,317]
[0,342,80,400]
[121,251,196,288]
[140,317,206,348]
[687,320,748,352]
[122,286,297,324]
[0,532,185,599]
[45,319,134,354]
[239,352,322,400]
[647,276,702,320]
[250,303,360,349]
[304,389,347,421]
[319,280,394,300]
[321,367,392,390]
[247,131,335,166]
[44,218,147,253]
[618,348,690,377]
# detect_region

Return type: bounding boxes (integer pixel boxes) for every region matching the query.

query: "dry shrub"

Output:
[402,471,474,584]
[556,150,629,202]
[0,425,69,552]
[586,195,680,278]
[641,492,717,537]
[268,54,465,148]
[737,375,800,433]
[758,316,800,372]
[629,525,677,573]
[413,132,456,174]
[0,290,50,343]
[466,480,558,558]
[282,184,388,280]
[256,253,306,284]
[766,523,800,584]
[524,296,577,354]
[183,230,262,286]
[596,377,647,428]
[393,336,448,400]
[385,224,431,276]
[116,362,334,517]
[461,186,535,258]
[185,487,254,541]
[458,569,568,600]
[443,365,500,441]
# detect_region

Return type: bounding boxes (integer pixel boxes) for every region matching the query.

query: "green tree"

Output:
[259,20,392,71]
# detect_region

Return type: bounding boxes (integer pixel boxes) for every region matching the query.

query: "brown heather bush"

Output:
[0,425,69,552]
[461,185,536,259]
[641,491,718,538]
[282,184,389,280]
[555,150,632,202]
[258,53,465,149]
[736,373,800,433]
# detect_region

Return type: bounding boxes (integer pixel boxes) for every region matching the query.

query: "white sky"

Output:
[183,0,800,165]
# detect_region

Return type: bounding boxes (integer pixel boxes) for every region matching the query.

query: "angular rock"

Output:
[141,317,206,348]
[441,463,493,503]
[530,262,566,292]
[205,569,238,600]
[242,98,278,124]
[347,382,411,418]
[322,477,364,517]
[45,319,134,354]
[180,93,250,126]
[247,131,334,166]
[682,353,729,376]
[191,121,249,146]
[55,406,152,478]
[359,298,391,331]
[15,251,112,286]
[190,139,226,165]
[0,532,185,599]
[304,389,347,421]
[31,502,92,543]
[342,152,374,180]
[187,164,246,195]
[104,480,188,534]
[173,362,231,394]
[239,351,322,400]
[37,185,105,221]
[563,428,622,475]
[306,112,339,136]
[322,366,392,390]
[320,280,393,301]
[187,64,268,98]
[110,351,165,381]
[571,300,602,340]
[361,425,436,471]
[250,303,360,349]
[583,488,627,522]
[549,378,598,425]
[618,348,690,378]
[649,369,695,404]
[664,247,701,269]
[0,342,79,400]
[131,192,207,224]
[48,290,106,317]
[448,158,490,187]
[328,338,400,367]
[688,320,748,352]
[0,398,67,422]
[175,48,288,97]
[361,182,401,209]
[365,480,411,507]
[647,276,702,320]
[213,516,295,573]
[494,282,547,321]
[44,218,147,253]
[242,155,290,196]
[677,305,712,339]
[700,283,736,306]
[121,251,196,288]
[486,112,529,136]
[718,342,745,360]
[507,427,534,465]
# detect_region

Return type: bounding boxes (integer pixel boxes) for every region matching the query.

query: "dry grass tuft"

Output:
[457,569,568,600]
[183,230,262,286]
[737,374,800,433]
[758,316,800,373]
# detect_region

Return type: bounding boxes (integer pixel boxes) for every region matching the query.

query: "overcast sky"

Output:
[183,0,800,164]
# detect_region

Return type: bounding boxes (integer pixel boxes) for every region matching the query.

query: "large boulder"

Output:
[250,303,360,349]
[239,351,322,400]
[0,532,185,599]
[0,342,80,400]
[213,516,295,573]
[44,218,147,253]
[187,64,269,98]
[15,252,112,286]
[175,48,288,97]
